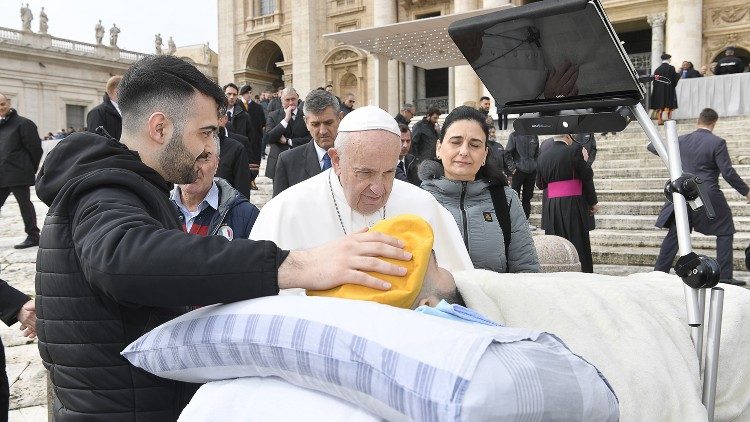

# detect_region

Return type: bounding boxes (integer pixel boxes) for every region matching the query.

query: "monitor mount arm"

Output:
[629,102,724,421]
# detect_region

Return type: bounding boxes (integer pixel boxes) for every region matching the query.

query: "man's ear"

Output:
[338,111,344,120]
[328,147,342,174]
[147,112,169,145]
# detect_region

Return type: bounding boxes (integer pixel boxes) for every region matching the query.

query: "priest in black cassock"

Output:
[650,53,679,125]
[536,135,597,273]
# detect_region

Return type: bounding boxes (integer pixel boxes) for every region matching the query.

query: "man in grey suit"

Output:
[272,90,341,197]
[650,108,750,286]
[264,87,312,179]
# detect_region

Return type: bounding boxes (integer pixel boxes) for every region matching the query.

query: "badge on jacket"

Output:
[218,225,234,240]
[483,212,493,222]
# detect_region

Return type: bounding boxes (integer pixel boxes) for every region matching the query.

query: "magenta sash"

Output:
[547,179,582,198]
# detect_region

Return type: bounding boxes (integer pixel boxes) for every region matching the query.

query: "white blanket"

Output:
[453,270,750,422]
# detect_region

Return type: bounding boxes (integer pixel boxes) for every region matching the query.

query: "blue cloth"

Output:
[415,300,502,327]
[322,153,331,170]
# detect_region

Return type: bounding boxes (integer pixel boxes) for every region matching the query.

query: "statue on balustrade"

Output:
[168,36,176,55]
[202,42,210,64]
[20,3,33,32]
[154,33,163,55]
[39,7,48,35]
[95,20,104,45]
[109,23,120,47]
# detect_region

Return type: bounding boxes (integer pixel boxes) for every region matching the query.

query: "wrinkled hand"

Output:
[279,228,411,291]
[590,204,599,215]
[17,299,36,339]
[544,60,580,99]
[284,105,295,122]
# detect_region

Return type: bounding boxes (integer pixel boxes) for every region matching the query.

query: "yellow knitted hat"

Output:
[307,214,434,309]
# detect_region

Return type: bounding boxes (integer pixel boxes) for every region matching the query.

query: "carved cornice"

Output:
[708,5,750,29]
[398,0,449,10]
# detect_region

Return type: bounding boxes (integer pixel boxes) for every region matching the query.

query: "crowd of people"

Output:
[0,46,749,419]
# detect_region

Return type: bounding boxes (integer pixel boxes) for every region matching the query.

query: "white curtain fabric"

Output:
[672,72,750,120]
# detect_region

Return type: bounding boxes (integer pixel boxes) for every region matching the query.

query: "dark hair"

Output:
[698,108,719,125]
[118,56,227,134]
[223,82,239,92]
[398,123,410,133]
[661,53,671,60]
[239,84,252,95]
[325,84,333,89]
[445,287,467,308]
[479,96,490,102]
[426,106,441,117]
[439,106,506,186]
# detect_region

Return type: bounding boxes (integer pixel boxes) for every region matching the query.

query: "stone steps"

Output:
[589,229,750,251]
[530,201,750,217]
[597,138,747,153]
[593,165,750,179]
[590,177,750,191]
[529,214,750,232]
[597,148,750,162]
[591,245,747,271]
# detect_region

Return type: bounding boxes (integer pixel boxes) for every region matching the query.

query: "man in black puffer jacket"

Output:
[34,56,409,422]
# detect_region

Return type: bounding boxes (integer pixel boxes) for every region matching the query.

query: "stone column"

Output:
[217,0,236,84]
[453,0,481,108]
[404,64,416,104]
[666,0,703,69]
[371,0,397,111]
[291,1,322,95]
[647,13,667,74]
[398,62,405,108]
[448,67,456,111]
[416,67,426,101]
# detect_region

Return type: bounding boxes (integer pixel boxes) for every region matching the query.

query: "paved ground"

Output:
[2,158,745,420]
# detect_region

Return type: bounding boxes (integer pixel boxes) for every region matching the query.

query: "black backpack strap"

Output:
[489,185,512,271]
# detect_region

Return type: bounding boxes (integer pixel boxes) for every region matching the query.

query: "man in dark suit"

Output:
[0,278,35,422]
[239,85,265,190]
[86,75,123,140]
[264,87,311,179]
[0,93,42,249]
[217,112,251,199]
[395,124,420,186]
[677,61,703,80]
[650,108,750,286]
[272,90,341,196]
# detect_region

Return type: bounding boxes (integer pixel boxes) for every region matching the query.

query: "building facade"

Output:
[0,27,216,136]
[218,0,750,114]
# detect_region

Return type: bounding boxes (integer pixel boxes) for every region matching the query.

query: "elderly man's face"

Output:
[282,91,299,109]
[330,130,400,215]
[305,106,340,151]
[179,136,219,198]
[0,95,10,118]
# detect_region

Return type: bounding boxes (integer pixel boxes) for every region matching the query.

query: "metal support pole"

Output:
[696,288,706,370]
[703,287,724,421]
[665,120,704,354]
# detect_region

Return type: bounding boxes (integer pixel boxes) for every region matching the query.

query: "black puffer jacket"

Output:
[35,131,287,421]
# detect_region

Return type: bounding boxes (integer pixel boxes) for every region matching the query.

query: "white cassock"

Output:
[250,169,473,272]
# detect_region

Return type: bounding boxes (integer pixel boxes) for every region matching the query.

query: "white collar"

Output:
[111,100,121,116]
[327,170,386,233]
[313,141,328,163]
[171,181,219,213]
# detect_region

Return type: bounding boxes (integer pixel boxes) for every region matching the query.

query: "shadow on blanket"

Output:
[454,269,750,422]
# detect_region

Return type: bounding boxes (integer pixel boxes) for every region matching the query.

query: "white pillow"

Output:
[123,295,618,421]
[179,377,380,422]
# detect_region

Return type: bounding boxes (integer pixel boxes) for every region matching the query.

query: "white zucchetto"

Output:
[337,105,400,136]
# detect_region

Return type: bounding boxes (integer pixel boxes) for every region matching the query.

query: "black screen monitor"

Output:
[448,0,645,116]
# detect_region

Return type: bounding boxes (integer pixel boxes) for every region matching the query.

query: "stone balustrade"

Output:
[0,26,147,63]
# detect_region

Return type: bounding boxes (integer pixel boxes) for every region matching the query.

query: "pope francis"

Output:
[250,105,473,272]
